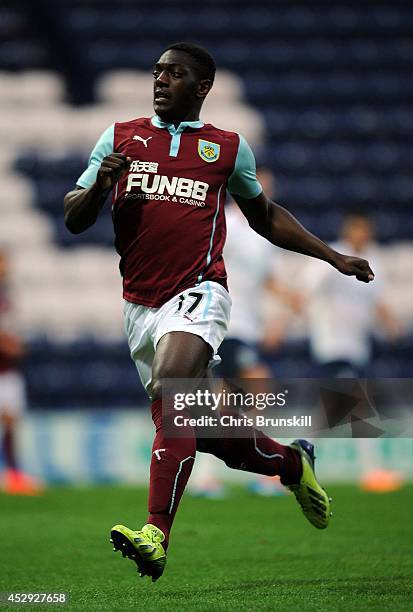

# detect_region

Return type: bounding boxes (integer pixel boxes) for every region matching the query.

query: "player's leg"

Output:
[1,424,43,495]
[1,412,18,470]
[197,430,331,529]
[111,329,210,581]
[195,374,331,529]
[137,281,231,552]
[146,330,210,544]
[111,308,168,580]
[0,373,20,478]
[0,372,43,495]
[196,411,302,484]
[320,361,403,493]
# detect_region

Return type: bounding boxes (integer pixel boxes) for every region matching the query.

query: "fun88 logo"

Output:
[126,173,209,201]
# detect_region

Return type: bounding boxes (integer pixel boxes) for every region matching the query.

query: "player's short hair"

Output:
[344,210,371,222]
[163,42,216,84]
[342,211,375,234]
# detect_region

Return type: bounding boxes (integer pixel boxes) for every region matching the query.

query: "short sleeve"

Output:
[76,124,115,188]
[227,134,263,199]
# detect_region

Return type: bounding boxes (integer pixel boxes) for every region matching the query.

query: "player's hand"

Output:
[333,254,375,283]
[96,154,131,190]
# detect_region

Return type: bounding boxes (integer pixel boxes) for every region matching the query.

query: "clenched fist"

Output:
[96,154,131,191]
[333,253,375,283]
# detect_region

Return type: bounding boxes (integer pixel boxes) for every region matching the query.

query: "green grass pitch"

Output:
[0,484,412,611]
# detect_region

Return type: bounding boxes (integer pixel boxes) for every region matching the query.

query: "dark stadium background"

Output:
[0,0,412,480]
[1,3,413,610]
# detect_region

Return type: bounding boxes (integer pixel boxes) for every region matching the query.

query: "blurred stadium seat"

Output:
[0,0,412,408]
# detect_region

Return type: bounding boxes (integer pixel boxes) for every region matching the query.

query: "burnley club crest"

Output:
[198,139,220,163]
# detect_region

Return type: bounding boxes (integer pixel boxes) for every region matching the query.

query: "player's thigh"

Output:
[150,280,231,399]
[151,331,211,398]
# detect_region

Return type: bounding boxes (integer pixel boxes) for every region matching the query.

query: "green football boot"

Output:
[287,439,332,529]
[110,523,166,582]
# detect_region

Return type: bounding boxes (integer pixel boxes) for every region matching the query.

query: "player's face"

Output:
[153,50,209,122]
[343,217,374,250]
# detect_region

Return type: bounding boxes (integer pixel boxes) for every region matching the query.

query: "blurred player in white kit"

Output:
[0,251,43,495]
[301,213,403,492]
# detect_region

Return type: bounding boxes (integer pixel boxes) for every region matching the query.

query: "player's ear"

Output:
[196,79,212,99]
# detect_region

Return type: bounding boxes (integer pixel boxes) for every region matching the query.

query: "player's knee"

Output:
[150,370,175,401]
[151,362,186,400]
[150,377,162,401]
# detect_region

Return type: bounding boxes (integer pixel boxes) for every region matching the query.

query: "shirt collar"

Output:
[151,115,204,133]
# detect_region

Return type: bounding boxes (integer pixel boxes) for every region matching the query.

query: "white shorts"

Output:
[124,280,231,398]
[0,371,27,417]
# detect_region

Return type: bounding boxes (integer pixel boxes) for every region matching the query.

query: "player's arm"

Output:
[63,124,131,234]
[228,137,374,283]
[64,154,130,234]
[236,191,374,282]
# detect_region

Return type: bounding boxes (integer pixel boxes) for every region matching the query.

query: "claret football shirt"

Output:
[77,115,262,307]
